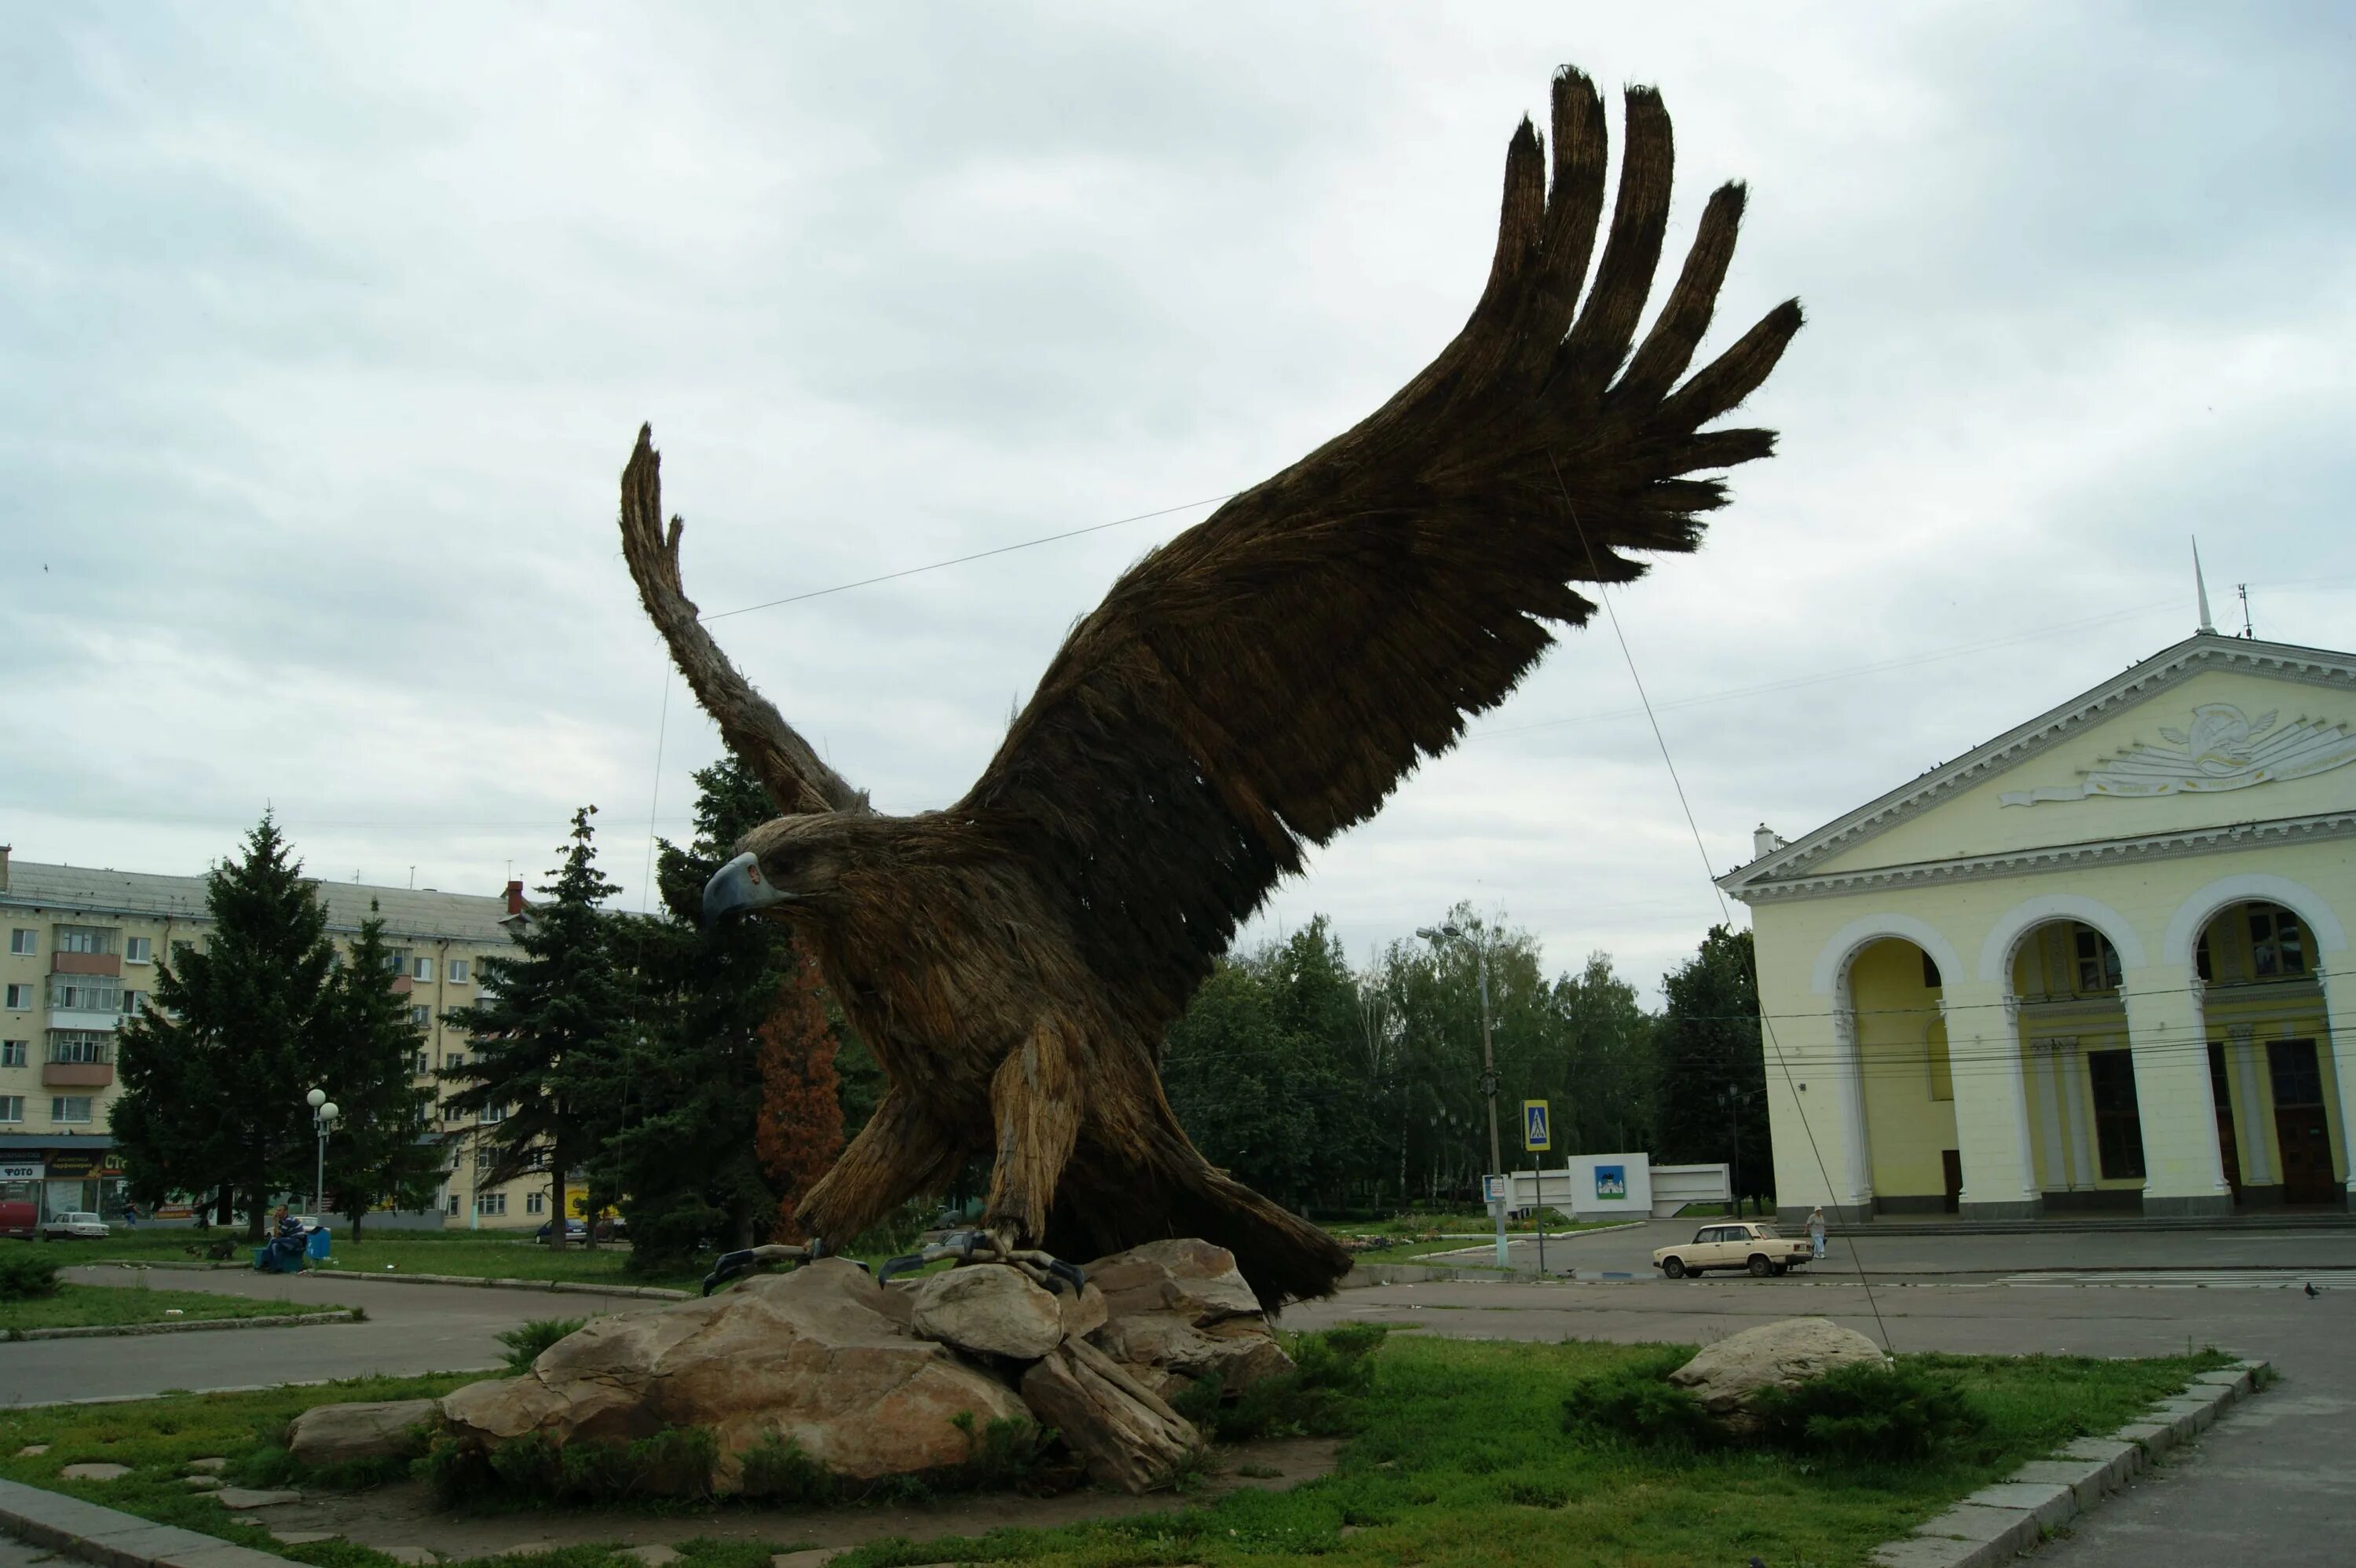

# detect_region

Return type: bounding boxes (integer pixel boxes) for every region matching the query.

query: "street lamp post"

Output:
[305,1087,340,1218]
[1420,923,1509,1269]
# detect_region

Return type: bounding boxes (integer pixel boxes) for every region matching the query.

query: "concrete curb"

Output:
[87,1263,688,1303]
[1869,1358,2271,1567]
[6,1312,360,1343]
[0,1477,286,1568]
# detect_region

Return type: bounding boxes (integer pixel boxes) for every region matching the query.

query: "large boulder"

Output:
[287,1399,440,1468]
[1668,1317,1887,1432]
[1087,1239,1261,1326]
[439,1259,1031,1489]
[1020,1337,1203,1493]
[1085,1239,1292,1397]
[909,1265,1064,1360]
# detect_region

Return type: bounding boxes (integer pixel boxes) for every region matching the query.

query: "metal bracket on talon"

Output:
[877,1227,1086,1295]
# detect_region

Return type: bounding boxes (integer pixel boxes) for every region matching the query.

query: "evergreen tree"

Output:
[1552,952,1656,1155]
[319,909,444,1240]
[112,813,339,1239]
[754,946,845,1242]
[1652,923,1770,1210]
[592,755,793,1270]
[441,806,631,1250]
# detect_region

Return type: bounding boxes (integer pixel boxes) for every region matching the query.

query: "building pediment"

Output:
[1721,634,2356,904]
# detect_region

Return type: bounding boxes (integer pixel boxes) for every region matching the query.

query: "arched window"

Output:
[2248,904,2308,979]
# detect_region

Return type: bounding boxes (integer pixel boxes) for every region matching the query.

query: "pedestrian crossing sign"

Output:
[1522,1099,1551,1152]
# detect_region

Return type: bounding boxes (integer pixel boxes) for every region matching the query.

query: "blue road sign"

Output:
[1522,1099,1551,1152]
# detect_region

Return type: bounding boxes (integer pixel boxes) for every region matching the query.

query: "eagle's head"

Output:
[701,813,855,927]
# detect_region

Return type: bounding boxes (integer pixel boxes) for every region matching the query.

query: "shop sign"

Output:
[46,1152,103,1178]
[0,1162,41,1182]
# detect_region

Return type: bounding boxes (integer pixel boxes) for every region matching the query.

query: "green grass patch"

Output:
[0,1333,2230,1568]
[1330,1212,1632,1238]
[0,1282,356,1333]
[495,1318,589,1374]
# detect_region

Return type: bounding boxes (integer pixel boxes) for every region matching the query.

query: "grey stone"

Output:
[1963,1479,2076,1530]
[1912,1502,2041,1554]
[1870,1538,1985,1568]
[152,1546,298,1568]
[212,1488,303,1508]
[371,1549,441,1566]
[909,1265,1065,1360]
[2113,1420,2177,1457]
[287,1398,439,1468]
[181,1477,223,1491]
[14,1445,49,1457]
[1666,1316,1886,1431]
[1086,1238,1262,1326]
[185,1458,228,1473]
[270,1531,339,1546]
[57,1464,130,1481]
[617,1548,682,1566]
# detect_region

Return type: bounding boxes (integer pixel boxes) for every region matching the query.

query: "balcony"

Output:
[43,1062,113,1089]
[391,974,414,995]
[46,1010,120,1033]
[52,952,121,978]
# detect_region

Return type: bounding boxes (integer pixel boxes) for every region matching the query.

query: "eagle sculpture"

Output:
[624,67,1798,1311]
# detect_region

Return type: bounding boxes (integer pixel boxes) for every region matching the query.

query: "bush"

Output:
[442,1425,719,1502]
[495,1317,587,1374]
[738,1434,836,1505]
[1174,1322,1388,1443]
[850,1198,932,1258]
[1748,1360,1985,1464]
[0,1252,61,1301]
[1560,1351,1726,1453]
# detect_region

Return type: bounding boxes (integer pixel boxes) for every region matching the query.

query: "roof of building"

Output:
[1717,630,2356,903]
[0,858,520,945]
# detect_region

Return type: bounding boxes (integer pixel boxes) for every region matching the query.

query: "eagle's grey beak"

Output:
[702,851,792,928]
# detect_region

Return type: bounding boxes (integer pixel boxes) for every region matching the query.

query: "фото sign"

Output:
[0,1162,41,1182]
[1521,1100,1552,1153]
[1593,1164,1628,1201]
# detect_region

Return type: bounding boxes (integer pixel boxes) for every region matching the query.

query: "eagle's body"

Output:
[619,68,1800,1311]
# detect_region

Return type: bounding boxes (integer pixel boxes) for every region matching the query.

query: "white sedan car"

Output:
[40,1211,109,1241]
[1652,1219,1810,1279]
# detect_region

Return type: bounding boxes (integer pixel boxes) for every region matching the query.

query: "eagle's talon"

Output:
[701,1242,810,1296]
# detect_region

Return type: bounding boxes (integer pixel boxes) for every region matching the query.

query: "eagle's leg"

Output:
[796,1087,968,1252]
[963,1022,1088,1293]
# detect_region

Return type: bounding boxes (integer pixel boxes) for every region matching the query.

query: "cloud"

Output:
[3,2,2351,996]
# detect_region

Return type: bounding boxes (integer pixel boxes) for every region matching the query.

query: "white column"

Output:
[2120,965,2232,1216]
[2032,1041,2069,1191]
[2228,1025,2272,1186]
[1941,980,2042,1218]
[1831,1007,1874,1209]
[2059,1044,2097,1190]
[2320,961,2356,1200]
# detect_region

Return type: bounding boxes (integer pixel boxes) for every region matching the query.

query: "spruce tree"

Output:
[754,946,845,1242]
[1652,923,1770,1211]
[441,806,629,1249]
[113,813,338,1239]
[320,909,444,1241]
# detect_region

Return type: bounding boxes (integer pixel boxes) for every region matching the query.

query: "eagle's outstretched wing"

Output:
[961,69,1800,1034]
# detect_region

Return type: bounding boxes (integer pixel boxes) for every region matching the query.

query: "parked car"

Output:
[0,1199,36,1241]
[536,1219,587,1245]
[41,1211,110,1241]
[1652,1219,1809,1279]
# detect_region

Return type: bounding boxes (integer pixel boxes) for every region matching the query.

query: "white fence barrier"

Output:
[1500,1156,1731,1220]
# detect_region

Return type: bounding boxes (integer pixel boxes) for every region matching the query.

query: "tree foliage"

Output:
[112,814,340,1238]
[1649,923,1769,1209]
[320,909,445,1238]
[754,946,844,1244]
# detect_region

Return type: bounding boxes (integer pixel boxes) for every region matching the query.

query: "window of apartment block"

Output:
[446,1051,466,1069]
[51,1096,93,1124]
[123,936,152,963]
[409,1006,431,1028]
[448,959,470,984]
[8,930,33,956]
[481,1103,507,1124]
[0,1096,21,1123]
[49,1032,111,1065]
[446,1193,462,1215]
[119,990,146,1018]
[1,1040,24,1067]
[3,985,31,1011]
[2248,905,2308,979]
[475,1193,507,1217]
[2087,1049,2146,1180]
[49,978,121,1013]
[53,926,114,956]
[413,956,434,983]
[474,1146,497,1174]
[526,1191,546,1215]
[411,1051,429,1076]
[384,948,411,973]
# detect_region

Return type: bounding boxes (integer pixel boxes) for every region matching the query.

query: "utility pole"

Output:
[1421,922,1509,1268]
[1722,1084,1742,1218]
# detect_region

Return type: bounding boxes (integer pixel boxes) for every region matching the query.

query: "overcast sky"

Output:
[5,3,2352,999]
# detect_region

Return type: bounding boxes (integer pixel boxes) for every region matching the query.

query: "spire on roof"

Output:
[2192,536,2215,634]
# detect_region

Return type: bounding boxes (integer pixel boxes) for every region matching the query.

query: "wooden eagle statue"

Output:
[622,67,1798,1311]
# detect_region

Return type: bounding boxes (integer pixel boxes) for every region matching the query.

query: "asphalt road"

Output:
[2,1268,621,1407]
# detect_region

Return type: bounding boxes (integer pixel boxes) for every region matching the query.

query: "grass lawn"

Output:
[1330,1212,1638,1238]
[0,1332,2230,1568]
[41,1231,712,1295]
[0,1282,356,1333]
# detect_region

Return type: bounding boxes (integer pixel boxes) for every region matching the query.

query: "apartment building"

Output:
[0,846,559,1230]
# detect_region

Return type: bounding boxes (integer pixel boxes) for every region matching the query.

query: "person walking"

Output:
[1807,1205,1827,1260]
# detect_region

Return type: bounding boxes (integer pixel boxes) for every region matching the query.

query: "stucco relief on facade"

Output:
[2000,703,2356,807]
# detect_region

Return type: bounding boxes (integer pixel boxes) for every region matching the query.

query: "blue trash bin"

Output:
[306,1224,331,1263]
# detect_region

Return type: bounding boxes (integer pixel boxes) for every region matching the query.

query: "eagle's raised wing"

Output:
[961,69,1800,1034]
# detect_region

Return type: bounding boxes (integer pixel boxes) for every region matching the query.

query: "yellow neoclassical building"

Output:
[1721,630,2354,1223]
